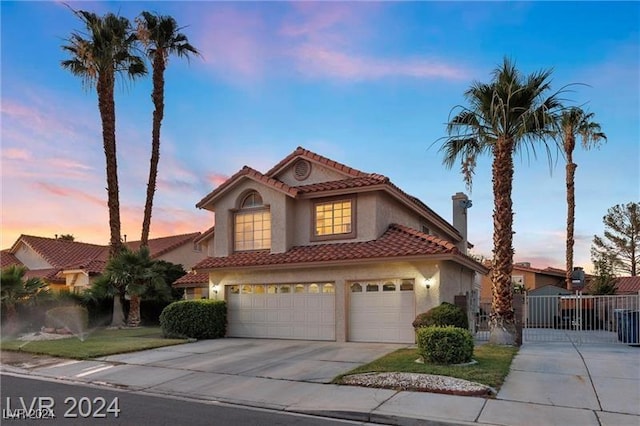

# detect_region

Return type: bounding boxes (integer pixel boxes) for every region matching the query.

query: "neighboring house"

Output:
[180,146,488,343]
[613,276,640,295]
[1,232,206,293]
[479,262,585,301]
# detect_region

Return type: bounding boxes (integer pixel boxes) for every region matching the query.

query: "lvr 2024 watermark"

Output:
[2,396,120,419]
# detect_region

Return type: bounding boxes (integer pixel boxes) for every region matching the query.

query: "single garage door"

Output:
[349,279,415,343]
[227,283,335,341]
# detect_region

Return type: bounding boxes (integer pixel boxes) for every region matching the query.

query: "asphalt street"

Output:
[1,374,369,426]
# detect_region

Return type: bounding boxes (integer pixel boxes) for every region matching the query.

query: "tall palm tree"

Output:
[440,58,563,345]
[1,265,49,335]
[61,10,146,259]
[136,11,200,247]
[558,108,606,289]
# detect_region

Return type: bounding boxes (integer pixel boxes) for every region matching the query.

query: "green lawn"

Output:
[0,327,189,359]
[334,344,518,389]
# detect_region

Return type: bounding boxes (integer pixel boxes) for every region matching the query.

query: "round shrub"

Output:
[417,326,474,364]
[412,302,468,330]
[45,305,89,335]
[160,300,226,339]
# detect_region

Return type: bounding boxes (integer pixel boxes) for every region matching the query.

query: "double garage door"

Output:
[227,279,415,343]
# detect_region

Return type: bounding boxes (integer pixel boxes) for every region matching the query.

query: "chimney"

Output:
[452,192,471,254]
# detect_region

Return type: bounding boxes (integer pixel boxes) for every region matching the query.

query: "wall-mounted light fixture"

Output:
[425,278,434,289]
[211,284,219,294]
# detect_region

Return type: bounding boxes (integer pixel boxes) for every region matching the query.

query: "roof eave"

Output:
[194,252,487,274]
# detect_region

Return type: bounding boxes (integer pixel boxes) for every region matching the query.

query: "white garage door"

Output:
[227,283,335,341]
[349,279,415,343]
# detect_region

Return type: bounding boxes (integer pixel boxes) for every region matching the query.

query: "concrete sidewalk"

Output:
[2,340,639,425]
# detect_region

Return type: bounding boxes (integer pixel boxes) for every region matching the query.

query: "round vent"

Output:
[293,159,311,181]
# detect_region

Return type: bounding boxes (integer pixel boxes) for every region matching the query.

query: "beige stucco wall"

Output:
[204,259,476,342]
[156,242,207,271]
[14,242,52,269]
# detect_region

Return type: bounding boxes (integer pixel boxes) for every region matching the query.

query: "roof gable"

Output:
[12,235,107,269]
[196,166,298,210]
[266,146,369,181]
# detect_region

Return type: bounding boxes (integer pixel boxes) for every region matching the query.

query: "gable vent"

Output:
[293,159,311,181]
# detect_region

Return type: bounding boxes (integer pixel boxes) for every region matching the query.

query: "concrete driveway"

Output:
[96,338,406,383]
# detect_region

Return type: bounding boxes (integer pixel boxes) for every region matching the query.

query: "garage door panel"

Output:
[228,284,335,341]
[350,281,415,344]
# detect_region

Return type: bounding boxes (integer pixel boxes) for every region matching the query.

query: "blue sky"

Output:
[1,1,639,272]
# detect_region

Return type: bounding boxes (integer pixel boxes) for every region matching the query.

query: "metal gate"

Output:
[475,292,640,344]
[523,291,640,344]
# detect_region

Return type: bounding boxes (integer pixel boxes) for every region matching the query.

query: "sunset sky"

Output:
[1,1,638,272]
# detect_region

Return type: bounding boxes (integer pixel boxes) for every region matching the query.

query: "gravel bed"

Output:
[341,372,494,396]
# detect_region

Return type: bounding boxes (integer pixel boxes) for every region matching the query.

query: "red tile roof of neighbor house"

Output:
[192,223,483,273]
[174,271,209,287]
[1,250,23,268]
[3,233,202,279]
[615,276,640,293]
[119,232,202,260]
[11,235,107,269]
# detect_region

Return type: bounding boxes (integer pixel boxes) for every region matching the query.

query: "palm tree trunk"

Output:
[565,149,577,290]
[4,304,19,336]
[110,295,125,327]
[126,294,141,327]
[489,137,517,345]
[141,55,166,246]
[97,72,123,259]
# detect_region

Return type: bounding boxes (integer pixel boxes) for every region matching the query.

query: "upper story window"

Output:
[234,191,271,251]
[313,197,355,240]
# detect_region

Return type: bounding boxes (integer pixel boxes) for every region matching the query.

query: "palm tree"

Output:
[1,265,49,335]
[95,247,168,327]
[558,108,606,289]
[136,11,200,247]
[439,58,563,345]
[61,10,146,259]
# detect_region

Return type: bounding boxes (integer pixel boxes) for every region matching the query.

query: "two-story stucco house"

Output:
[182,147,488,343]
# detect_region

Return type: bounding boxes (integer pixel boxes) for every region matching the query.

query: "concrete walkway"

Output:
[2,340,638,425]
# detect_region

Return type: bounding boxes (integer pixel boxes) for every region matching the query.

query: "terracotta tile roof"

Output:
[63,258,108,275]
[1,250,23,269]
[266,146,369,179]
[194,223,463,271]
[295,175,389,193]
[173,271,209,287]
[14,235,107,269]
[121,232,201,259]
[197,166,299,209]
[25,268,65,283]
[615,276,640,294]
[194,225,215,244]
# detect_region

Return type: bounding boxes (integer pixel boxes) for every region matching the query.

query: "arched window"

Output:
[234,191,271,251]
[241,191,263,208]
[351,283,362,293]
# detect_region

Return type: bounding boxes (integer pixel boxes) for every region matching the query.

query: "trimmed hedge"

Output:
[160,300,226,339]
[412,302,468,330]
[417,326,474,364]
[45,306,89,335]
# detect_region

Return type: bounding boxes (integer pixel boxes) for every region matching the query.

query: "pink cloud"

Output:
[2,148,31,161]
[291,43,468,81]
[36,182,105,207]
[195,6,269,80]
[206,172,228,188]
